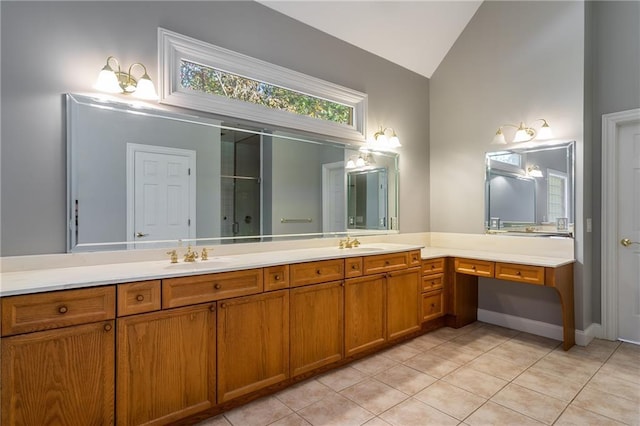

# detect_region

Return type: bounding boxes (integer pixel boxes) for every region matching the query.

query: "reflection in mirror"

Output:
[66,94,399,252]
[485,141,574,237]
[347,169,388,230]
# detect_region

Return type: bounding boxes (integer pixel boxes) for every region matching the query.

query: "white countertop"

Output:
[0,242,575,297]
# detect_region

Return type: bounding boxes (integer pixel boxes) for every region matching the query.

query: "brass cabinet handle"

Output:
[58,306,68,314]
[214,283,222,290]
[274,274,280,281]
[104,323,112,332]
[621,238,639,247]
[136,294,144,302]
[471,265,476,270]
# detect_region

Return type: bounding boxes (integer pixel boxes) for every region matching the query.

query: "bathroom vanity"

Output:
[0,242,574,425]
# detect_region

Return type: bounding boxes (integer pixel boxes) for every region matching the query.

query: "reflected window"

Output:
[547,169,568,222]
[490,153,522,167]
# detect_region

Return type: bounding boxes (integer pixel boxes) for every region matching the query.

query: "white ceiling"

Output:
[258,0,483,78]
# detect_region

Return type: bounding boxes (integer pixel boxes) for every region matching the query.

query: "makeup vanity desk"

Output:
[421,248,575,350]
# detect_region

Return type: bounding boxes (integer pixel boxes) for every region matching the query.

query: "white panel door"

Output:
[322,162,346,233]
[618,121,640,343]
[128,144,196,244]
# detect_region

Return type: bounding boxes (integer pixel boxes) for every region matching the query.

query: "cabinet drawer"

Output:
[422,274,444,292]
[163,269,263,308]
[422,258,445,275]
[409,250,422,267]
[454,258,494,277]
[422,289,444,323]
[265,265,290,291]
[345,257,363,278]
[362,252,409,275]
[495,263,545,285]
[117,280,161,317]
[1,286,116,336]
[290,259,344,287]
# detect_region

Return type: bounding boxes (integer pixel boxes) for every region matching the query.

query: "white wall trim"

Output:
[158,28,367,142]
[478,309,598,347]
[601,108,640,340]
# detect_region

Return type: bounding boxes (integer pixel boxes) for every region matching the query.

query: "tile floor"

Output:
[197,322,640,426]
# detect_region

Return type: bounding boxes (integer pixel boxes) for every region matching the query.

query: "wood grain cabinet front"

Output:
[495,262,545,285]
[422,290,444,322]
[290,259,344,287]
[345,257,363,278]
[264,265,290,291]
[1,321,115,426]
[1,286,116,336]
[344,274,386,357]
[454,258,495,278]
[386,267,422,340]
[117,304,216,425]
[290,281,344,377]
[362,252,410,275]
[117,280,161,317]
[422,258,445,275]
[217,290,289,403]
[422,274,444,292]
[162,269,263,308]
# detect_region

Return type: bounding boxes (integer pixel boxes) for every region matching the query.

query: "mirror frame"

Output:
[66,93,399,252]
[485,140,575,237]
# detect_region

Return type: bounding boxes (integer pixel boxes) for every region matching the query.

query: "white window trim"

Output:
[158,28,367,142]
[546,168,568,221]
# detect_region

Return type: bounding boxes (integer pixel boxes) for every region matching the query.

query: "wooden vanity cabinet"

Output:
[421,258,446,323]
[116,304,216,426]
[290,280,344,377]
[217,290,289,403]
[1,287,116,426]
[345,273,387,357]
[387,267,422,340]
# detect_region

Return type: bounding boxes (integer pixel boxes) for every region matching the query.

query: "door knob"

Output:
[621,238,639,247]
[136,232,149,238]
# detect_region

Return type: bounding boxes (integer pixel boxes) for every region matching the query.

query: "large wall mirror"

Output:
[485,141,574,237]
[67,93,399,252]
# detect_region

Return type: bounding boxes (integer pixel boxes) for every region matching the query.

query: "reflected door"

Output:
[128,144,196,245]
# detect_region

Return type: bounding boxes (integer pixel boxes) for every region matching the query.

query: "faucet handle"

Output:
[338,240,345,249]
[352,238,361,247]
[201,247,212,260]
[166,250,178,264]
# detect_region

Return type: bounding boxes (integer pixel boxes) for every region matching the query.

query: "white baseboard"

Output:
[477,309,600,347]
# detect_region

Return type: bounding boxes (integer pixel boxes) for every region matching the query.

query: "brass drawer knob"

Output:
[136,294,145,302]
[316,269,322,275]
[274,274,280,281]
[58,306,68,314]
[209,305,216,312]
[352,264,358,270]
[214,283,222,290]
[104,323,112,332]
[220,303,227,309]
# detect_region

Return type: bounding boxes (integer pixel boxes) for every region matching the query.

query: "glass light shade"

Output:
[134,75,158,100]
[528,165,543,178]
[346,159,356,169]
[95,67,122,93]
[491,128,507,145]
[355,157,366,167]
[536,123,554,140]
[375,134,388,148]
[513,128,531,143]
[388,135,401,148]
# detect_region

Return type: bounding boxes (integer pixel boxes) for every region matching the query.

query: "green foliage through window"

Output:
[180,61,353,125]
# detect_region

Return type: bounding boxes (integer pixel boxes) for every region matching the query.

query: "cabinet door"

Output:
[217,290,289,403]
[344,274,386,357]
[387,267,422,340]
[117,304,216,426]
[290,281,344,377]
[1,321,115,426]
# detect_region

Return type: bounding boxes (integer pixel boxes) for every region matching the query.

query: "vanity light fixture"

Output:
[95,56,158,100]
[370,127,401,150]
[527,164,544,178]
[492,119,553,145]
[346,152,376,169]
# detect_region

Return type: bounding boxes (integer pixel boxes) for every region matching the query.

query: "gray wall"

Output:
[430,1,585,327]
[0,1,429,256]
[585,1,640,324]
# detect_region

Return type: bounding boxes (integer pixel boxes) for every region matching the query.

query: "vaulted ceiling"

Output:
[259,1,483,78]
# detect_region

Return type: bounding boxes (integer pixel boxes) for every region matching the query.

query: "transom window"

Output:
[159,28,367,141]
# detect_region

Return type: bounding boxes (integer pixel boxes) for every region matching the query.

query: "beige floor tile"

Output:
[466,353,529,381]
[573,386,640,425]
[554,404,626,426]
[488,340,552,366]
[403,352,462,379]
[599,362,640,385]
[275,379,335,411]
[340,379,409,415]
[224,396,293,426]
[513,367,584,402]
[491,383,567,424]
[403,333,447,351]
[428,326,468,341]
[544,349,604,372]
[351,354,398,376]
[379,343,422,362]
[196,415,232,426]
[378,397,459,426]
[414,380,486,420]
[442,366,508,398]
[511,332,561,349]
[480,323,521,338]
[428,341,483,364]
[586,370,640,403]
[606,349,640,373]
[555,338,619,362]
[269,413,312,426]
[374,364,437,395]
[451,331,507,352]
[362,417,391,426]
[465,401,544,426]
[317,366,368,391]
[529,355,596,385]
[297,393,374,426]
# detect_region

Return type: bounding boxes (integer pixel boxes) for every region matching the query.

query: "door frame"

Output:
[601,108,640,340]
[126,143,197,243]
[322,161,346,234]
